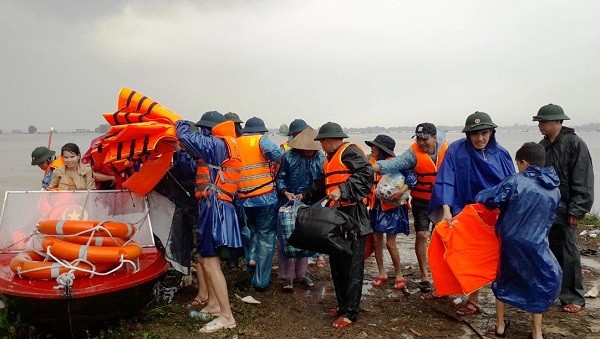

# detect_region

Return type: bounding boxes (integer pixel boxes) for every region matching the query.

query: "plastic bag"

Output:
[375,172,409,206]
[277,200,315,258]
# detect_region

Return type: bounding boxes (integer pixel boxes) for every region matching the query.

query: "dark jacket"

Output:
[307,143,374,235]
[540,126,594,219]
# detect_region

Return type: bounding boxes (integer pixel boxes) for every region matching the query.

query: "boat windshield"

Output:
[0,190,157,252]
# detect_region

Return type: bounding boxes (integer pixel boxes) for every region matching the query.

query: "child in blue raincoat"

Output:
[475,142,561,339]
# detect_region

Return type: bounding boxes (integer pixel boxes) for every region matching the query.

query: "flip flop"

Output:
[562,304,585,313]
[493,319,510,338]
[199,319,236,333]
[297,276,315,288]
[580,249,598,256]
[188,297,209,308]
[372,276,389,287]
[332,316,352,329]
[393,278,407,290]
[418,281,433,293]
[282,279,294,292]
[456,300,481,316]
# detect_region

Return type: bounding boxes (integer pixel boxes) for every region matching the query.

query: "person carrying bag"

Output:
[289,199,360,256]
[278,199,316,258]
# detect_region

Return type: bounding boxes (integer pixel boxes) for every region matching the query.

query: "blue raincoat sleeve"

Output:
[175,120,243,256]
[475,165,562,313]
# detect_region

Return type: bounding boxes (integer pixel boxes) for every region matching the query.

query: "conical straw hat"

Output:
[288,126,321,151]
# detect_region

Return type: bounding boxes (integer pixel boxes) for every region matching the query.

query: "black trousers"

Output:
[549,214,585,306]
[329,235,366,322]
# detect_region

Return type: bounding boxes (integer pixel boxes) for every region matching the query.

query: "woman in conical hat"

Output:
[276,126,325,291]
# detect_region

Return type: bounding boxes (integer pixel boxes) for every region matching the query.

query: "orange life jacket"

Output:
[428,203,499,296]
[194,121,242,202]
[236,134,276,199]
[324,143,365,207]
[103,88,181,125]
[410,140,448,201]
[368,156,398,212]
[46,157,64,175]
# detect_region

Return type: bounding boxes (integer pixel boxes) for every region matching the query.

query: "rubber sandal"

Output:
[299,276,315,288]
[418,281,433,293]
[332,316,352,329]
[527,333,547,339]
[371,276,389,287]
[199,319,236,333]
[188,297,209,308]
[493,319,510,338]
[282,279,294,292]
[562,304,584,313]
[393,278,407,290]
[456,300,481,316]
[580,249,598,256]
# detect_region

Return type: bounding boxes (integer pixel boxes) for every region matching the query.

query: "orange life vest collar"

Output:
[410,140,448,201]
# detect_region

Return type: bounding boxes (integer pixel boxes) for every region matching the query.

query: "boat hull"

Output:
[0,248,168,330]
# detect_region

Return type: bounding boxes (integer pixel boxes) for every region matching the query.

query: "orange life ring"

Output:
[42,237,142,265]
[55,235,128,247]
[37,220,137,238]
[9,251,99,280]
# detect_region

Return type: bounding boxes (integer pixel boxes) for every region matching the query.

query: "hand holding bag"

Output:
[289,200,360,256]
[277,199,316,258]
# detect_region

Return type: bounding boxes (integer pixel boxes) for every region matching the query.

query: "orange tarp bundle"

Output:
[428,203,500,296]
[89,88,181,195]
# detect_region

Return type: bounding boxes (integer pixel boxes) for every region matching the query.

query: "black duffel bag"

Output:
[288,201,360,256]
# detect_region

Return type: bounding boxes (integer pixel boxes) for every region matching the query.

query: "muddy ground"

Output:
[4,222,600,338]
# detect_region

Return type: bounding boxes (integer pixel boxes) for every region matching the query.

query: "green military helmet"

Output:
[461,111,498,133]
[314,122,349,140]
[224,112,243,123]
[242,117,269,133]
[532,103,570,121]
[287,119,308,136]
[31,146,55,165]
[195,111,226,129]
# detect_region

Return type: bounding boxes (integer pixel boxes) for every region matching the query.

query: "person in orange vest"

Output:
[31,146,63,189]
[280,118,308,152]
[224,112,244,138]
[305,122,373,329]
[176,111,242,333]
[366,135,416,293]
[237,117,282,291]
[224,112,245,269]
[372,123,447,294]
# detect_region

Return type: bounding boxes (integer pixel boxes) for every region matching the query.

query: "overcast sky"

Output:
[1,1,599,132]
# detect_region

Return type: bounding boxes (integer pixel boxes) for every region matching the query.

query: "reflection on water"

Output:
[1,130,599,212]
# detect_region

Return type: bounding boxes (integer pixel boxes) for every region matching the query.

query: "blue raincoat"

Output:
[475,165,562,313]
[429,131,514,219]
[176,120,243,257]
[276,149,325,202]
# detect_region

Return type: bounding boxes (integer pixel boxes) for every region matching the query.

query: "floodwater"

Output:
[1,129,599,212]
